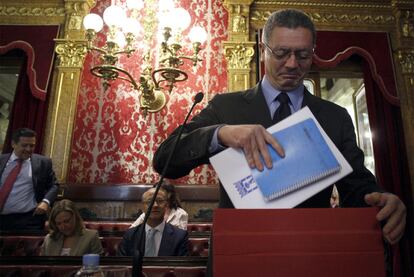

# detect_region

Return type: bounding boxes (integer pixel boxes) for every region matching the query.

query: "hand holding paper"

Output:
[252,118,341,201]
[218,124,285,171]
[209,107,353,208]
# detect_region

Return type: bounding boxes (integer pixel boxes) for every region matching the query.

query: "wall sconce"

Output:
[83,0,207,116]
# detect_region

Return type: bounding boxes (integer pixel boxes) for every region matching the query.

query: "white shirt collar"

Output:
[9,152,30,163]
[145,220,166,233]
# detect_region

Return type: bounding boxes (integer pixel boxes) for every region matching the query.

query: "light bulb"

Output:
[115,32,126,48]
[122,18,142,36]
[126,0,144,10]
[189,26,207,43]
[83,13,103,32]
[168,8,191,31]
[108,31,126,48]
[103,6,126,27]
[159,0,174,12]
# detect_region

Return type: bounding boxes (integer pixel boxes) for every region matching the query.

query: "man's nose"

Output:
[284,53,299,68]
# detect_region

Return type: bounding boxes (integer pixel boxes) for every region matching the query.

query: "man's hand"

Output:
[33,201,49,215]
[218,124,284,171]
[365,192,406,244]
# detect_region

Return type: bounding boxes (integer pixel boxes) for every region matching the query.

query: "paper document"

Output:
[209,107,353,208]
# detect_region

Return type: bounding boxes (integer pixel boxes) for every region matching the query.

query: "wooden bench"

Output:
[59,183,219,221]
[0,256,207,277]
[82,221,212,233]
[0,236,210,257]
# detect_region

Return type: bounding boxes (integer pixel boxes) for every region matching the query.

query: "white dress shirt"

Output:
[0,153,37,214]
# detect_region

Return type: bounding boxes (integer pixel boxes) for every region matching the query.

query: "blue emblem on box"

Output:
[233,175,257,198]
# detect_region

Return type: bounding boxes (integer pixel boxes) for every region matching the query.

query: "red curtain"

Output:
[1,49,48,154]
[313,31,412,277]
[0,25,59,153]
[0,25,59,100]
[361,59,412,277]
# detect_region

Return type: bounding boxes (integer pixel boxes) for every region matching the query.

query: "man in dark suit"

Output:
[0,128,58,231]
[153,9,406,245]
[117,187,189,256]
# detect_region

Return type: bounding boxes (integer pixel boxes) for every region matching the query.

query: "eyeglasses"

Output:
[263,42,314,62]
[143,198,167,206]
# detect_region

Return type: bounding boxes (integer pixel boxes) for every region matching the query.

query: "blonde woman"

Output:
[40,199,103,256]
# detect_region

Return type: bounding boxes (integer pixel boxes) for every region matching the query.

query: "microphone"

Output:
[132,92,204,276]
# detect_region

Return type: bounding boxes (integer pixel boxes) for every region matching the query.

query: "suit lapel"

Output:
[241,83,274,128]
[301,89,324,117]
[242,85,322,128]
[30,154,39,187]
[158,224,174,256]
[0,154,11,176]
[49,235,64,255]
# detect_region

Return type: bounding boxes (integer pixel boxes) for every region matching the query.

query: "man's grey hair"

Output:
[142,187,167,201]
[262,9,316,45]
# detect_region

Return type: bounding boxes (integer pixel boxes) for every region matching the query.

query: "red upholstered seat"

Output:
[186,224,212,233]
[100,237,210,257]
[188,238,209,257]
[84,221,132,232]
[100,236,123,256]
[82,221,212,234]
[0,236,44,256]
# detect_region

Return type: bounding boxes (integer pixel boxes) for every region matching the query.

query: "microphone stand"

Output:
[132,92,204,276]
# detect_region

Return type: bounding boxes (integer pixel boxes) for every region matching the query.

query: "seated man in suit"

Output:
[117,187,189,256]
[0,128,59,231]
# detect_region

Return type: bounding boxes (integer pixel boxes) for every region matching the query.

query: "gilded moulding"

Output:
[253,1,390,9]
[224,42,255,70]
[44,68,82,182]
[400,9,414,38]
[55,40,88,68]
[0,6,65,17]
[251,10,395,26]
[398,49,414,74]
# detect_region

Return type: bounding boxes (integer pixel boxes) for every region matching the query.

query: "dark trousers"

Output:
[0,210,46,231]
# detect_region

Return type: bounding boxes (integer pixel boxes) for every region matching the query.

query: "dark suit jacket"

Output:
[153,83,380,208]
[117,223,189,256]
[0,153,58,205]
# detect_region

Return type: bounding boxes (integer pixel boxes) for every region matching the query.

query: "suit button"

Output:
[189,150,197,158]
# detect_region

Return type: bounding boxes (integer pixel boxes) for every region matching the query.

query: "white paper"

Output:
[209,107,353,208]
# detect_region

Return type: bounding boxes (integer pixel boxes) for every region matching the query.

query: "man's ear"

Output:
[259,43,266,63]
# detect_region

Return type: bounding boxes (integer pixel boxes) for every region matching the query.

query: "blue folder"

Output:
[251,118,341,201]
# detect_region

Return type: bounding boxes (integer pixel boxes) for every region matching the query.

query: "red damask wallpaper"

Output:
[68,0,228,185]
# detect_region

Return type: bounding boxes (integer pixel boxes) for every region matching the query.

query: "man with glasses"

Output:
[117,187,189,256]
[153,9,406,245]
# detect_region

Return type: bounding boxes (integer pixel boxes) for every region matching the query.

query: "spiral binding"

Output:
[265,165,341,201]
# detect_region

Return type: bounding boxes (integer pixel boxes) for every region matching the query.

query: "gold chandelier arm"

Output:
[83,5,205,115]
[90,65,140,90]
[113,49,135,56]
[152,68,188,93]
[88,46,109,55]
[178,55,203,66]
[112,67,140,90]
